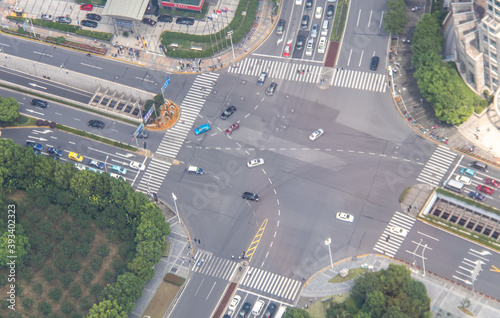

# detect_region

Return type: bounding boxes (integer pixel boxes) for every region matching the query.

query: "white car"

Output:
[41,14,53,21]
[309,128,324,141]
[315,6,323,19]
[110,173,126,181]
[305,39,314,56]
[318,36,327,54]
[247,158,265,168]
[336,212,354,222]
[74,163,86,171]
[455,175,471,185]
[389,225,408,237]
[130,161,146,171]
[228,295,241,312]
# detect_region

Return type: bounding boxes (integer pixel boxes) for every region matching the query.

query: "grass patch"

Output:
[143,281,180,318]
[458,306,474,316]
[163,241,171,258]
[436,188,500,216]
[328,268,366,283]
[56,124,137,152]
[400,186,411,203]
[307,294,350,318]
[331,0,350,41]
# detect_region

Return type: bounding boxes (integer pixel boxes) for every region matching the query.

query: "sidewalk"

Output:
[299,254,500,318]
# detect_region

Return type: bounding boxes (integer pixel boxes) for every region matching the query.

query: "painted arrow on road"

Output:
[28,136,47,142]
[32,130,53,134]
[116,153,135,158]
[490,265,500,273]
[28,83,47,90]
[25,109,45,116]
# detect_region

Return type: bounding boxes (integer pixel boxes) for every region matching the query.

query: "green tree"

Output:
[59,272,73,289]
[37,301,52,316]
[283,307,311,318]
[0,96,20,123]
[21,297,34,310]
[69,284,82,299]
[0,231,30,266]
[96,243,110,257]
[82,269,94,286]
[384,0,408,34]
[128,256,155,281]
[382,306,409,318]
[87,299,128,318]
[31,282,43,297]
[42,266,56,282]
[103,272,145,313]
[60,300,75,315]
[48,288,63,302]
[363,290,386,317]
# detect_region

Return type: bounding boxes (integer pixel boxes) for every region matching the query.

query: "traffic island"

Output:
[145,101,180,131]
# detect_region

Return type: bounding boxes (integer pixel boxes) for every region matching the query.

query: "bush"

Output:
[61,301,75,315]
[56,36,66,44]
[42,266,56,282]
[36,119,44,126]
[69,259,82,272]
[22,298,34,310]
[59,272,73,289]
[79,296,93,311]
[163,273,185,286]
[69,284,82,299]
[123,31,129,37]
[90,256,103,272]
[48,288,63,302]
[82,269,94,286]
[38,301,52,316]
[49,121,56,128]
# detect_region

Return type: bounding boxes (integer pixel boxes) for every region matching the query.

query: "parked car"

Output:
[468,191,486,201]
[370,56,379,70]
[88,120,105,129]
[266,82,277,96]
[484,178,500,187]
[55,16,71,24]
[176,17,194,25]
[263,303,277,318]
[247,158,264,168]
[88,159,105,170]
[228,295,241,312]
[86,13,101,21]
[239,302,252,318]
[326,5,335,19]
[455,175,471,185]
[142,18,157,26]
[31,98,48,108]
[46,147,63,157]
[257,72,267,86]
[336,212,354,222]
[194,123,211,135]
[110,173,126,181]
[41,14,53,21]
[80,20,98,28]
[242,192,260,202]
[80,4,93,11]
[220,106,236,120]
[158,15,173,23]
[68,152,83,162]
[25,142,43,151]
[225,123,240,135]
[460,168,475,177]
[295,35,305,50]
[74,163,86,171]
[309,128,324,141]
[477,185,494,195]
[276,19,285,35]
[283,44,291,57]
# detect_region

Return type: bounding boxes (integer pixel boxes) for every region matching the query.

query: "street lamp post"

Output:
[104,155,109,172]
[324,238,333,269]
[172,193,181,225]
[422,244,428,277]
[227,30,235,61]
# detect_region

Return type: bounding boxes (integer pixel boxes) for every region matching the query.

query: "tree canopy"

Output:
[0,96,20,123]
[384,0,408,34]
[283,307,312,318]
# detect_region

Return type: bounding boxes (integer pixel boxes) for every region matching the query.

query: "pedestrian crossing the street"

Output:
[136,72,220,193]
[373,212,416,257]
[330,68,387,92]
[191,251,239,281]
[416,145,457,186]
[239,266,302,302]
[227,57,321,83]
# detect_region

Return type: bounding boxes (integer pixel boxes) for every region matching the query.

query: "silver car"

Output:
[309,128,324,141]
[311,24,318,38]
[305,39,314,56]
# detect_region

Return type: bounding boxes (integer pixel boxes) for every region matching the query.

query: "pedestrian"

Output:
[201,259,204,264]
[231,255,234,259]
[341,67,344,70]
[182,256,185,260]
[420,98,424,103]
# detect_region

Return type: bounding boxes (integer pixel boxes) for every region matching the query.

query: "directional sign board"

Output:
[144,107,154,123]
[162,77,171,91]
[132,122,144,139]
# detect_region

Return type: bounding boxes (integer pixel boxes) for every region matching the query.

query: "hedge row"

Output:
[164,273,185,286]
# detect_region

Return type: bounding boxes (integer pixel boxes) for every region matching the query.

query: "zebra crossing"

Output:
[330,68,387,92]
[239,266,302,302]
[373,212,416,257]
[190,251,239,281]
[136,72,219,193]
[227,57,322,83]
[416,145,457,186]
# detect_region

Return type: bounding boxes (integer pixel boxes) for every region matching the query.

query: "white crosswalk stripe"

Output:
[228,57,322,83]
[191,251,239,281]
[416,145,457,186]
[136,72,219,193]
[331,68,387,92]
[373,212,416,257]
[239,266,302,302]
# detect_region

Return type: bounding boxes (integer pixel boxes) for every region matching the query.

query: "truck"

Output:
[444,179,464,193]
[187,166,204,175]
[275,305,287,318]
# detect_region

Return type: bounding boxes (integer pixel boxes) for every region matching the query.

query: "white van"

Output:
[252,300,265,315]
[318,36,327,53]
[275,305,287,318]
[321,20,329,36]
[444,179,464,193]
[295,0,303,4]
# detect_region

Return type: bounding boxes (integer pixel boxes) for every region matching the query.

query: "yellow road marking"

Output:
[245,219,268,262]
[490,265,500,273]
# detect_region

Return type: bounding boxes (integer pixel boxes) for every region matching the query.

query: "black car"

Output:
[295,35,305,50]
[239,302,252,317]
[88,120,105,129]
[31,99,48,108]
[176,17,194,25]
[305,0,314,11]
[137,131,148,138]
[301,15,309,29]
[220,105,236,120]
[370,56,379,70]
[266,83,277,96]
[242,192,260,202]
[158,15,173,23]
[80,20,98,28]
[86,13,101,21]
[276,19,285,35]
[326,5,335,19]
[263,303,277,318]
[142,18,157,26]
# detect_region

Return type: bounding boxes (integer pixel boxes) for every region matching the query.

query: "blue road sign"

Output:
[162,77,171,91]
[144,107,154,123]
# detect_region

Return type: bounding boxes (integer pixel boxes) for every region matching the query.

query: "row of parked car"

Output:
[142,16,195,26]
[226,296,286,318]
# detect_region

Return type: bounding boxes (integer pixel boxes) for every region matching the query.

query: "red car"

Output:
[477,185,494,195]
[225,123,240,135]
[484,178,500,188]
[80,4,93,11]
[283,44,291,57]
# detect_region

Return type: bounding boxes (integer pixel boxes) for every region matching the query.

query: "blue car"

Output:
[25,141,43,151]
[194,124,211,135]
[87,167,103,174]
[468,191,485,201]
[47,147,63,157]
[88,159,105,170]
[461,168,475,177]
